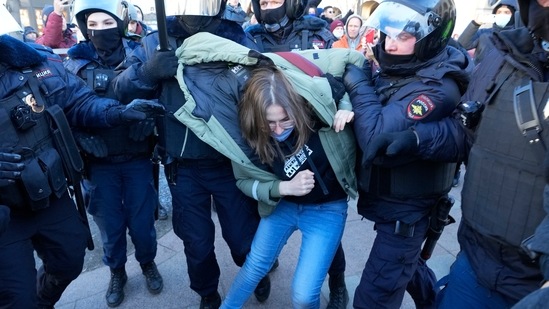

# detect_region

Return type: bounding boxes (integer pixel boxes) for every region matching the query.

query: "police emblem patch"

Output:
[407,94,435,120]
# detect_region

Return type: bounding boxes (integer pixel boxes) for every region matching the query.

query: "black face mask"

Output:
[179,16,215,35]
[528,2,549,42]
[87,28,125,67]
[261,5,289,32]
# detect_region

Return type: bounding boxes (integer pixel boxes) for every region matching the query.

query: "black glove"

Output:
[107,99,165,125]
[0,152,24,187]
[0,205,10,236]
[128,118,156,142]
[74,132,108,158]
[138,49,179,84]
[457,101,485,130]
[363,129,419,167]
[343,63,372,94]
[324,73,345,103]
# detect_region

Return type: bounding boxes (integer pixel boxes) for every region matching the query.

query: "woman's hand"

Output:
[279,170,315,196]
[333,110,354,132]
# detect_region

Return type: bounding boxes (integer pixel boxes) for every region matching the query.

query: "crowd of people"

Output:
[1,0,549,309]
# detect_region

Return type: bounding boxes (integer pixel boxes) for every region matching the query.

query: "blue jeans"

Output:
[87,158,158,269]
[436,252,513,309]
[222,198,348,309]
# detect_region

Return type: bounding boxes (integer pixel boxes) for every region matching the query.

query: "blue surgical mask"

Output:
[271,127,294,142]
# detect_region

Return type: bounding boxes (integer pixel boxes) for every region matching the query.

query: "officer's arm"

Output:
[412,116,472,162]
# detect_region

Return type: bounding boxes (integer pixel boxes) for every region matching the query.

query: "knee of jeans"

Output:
[292,290,319,309]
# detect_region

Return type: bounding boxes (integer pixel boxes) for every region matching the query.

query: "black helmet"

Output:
[251,0,307,24]
[517,0,549,42]
[365,0,456,60]
[73,0,136,40]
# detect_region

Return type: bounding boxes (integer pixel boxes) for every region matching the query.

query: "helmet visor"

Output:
[1,5,22,35]
[164,0,223,16]
[364,2,438,43]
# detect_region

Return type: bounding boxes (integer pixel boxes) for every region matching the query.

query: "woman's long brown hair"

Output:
[239,66,314,166]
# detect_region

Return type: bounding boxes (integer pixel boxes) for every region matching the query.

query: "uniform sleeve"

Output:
[112,35,159,103]
[351,76,461,155]
[412,116,472,162]
[42,57,119,127]
[527,185,549,280]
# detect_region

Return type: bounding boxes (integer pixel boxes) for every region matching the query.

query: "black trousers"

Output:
[0,193,88,308]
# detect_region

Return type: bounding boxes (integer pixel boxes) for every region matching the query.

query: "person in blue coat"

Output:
[359,0,549,307]
[342,0,471,308]
[0,6,163,308]
[111,1,272,308]
[64,1,163,307]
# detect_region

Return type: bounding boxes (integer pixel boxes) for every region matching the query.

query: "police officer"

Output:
[247,1,349,307]
[64,1,163,307]
[359,0,549,307]
[247,0,335,52]
[342,0,471,308]
[0,5,164,308]
[112,1,270,308]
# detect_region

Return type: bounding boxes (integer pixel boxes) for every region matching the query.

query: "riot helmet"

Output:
[517,0,549,45]
[163,0,225,35]
[365,0,456,60]
[251,0,307,25]
[73,0,136,40]
[0,4,22,36]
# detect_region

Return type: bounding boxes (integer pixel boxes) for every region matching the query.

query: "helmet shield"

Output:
[0,5,22,35]
[365,2,438,43]
[164,0,223,16]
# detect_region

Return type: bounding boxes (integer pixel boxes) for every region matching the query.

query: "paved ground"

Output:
[55,167,465,309]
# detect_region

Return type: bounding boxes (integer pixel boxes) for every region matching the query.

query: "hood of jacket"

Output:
[0,36,46,69]
[374,43,473,95]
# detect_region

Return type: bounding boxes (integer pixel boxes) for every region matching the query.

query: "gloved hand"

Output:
[128,118,156,142]
[0,152,24,187]
[138,49,179,84]
[106,99,165,125]
[363,129,419,167]
[343,63,372,94]
[324,73,345,103]
[0,204,10,237]
[74,132,108,158]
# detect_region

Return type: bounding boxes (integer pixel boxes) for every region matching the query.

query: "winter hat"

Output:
[42,5,55,27]
[330,19,344,33]
[492,0,517,14]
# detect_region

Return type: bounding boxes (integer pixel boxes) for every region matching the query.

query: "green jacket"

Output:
[174,32,364,217]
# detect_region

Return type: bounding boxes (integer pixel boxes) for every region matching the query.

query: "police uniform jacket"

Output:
[246,15,335,52]
[349,43,471,224]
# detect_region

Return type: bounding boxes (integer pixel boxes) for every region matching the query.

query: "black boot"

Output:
[326,272,349,309]
[141,261,163,294]
[106,267,127,307]
[254,274,271,303]
[200,291,221,309]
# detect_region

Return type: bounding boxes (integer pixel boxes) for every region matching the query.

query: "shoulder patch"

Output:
[406,94,435,120]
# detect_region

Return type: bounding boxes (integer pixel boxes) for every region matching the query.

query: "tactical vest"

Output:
[78,63,150,160]
[462,51,549,247]
[0,70,67,211]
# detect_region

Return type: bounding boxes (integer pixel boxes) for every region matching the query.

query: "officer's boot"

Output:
[200,291,221,309]
[106,267,127,307]
[254,274,271,303]
[141,261,164,294]
[326,272,349,309]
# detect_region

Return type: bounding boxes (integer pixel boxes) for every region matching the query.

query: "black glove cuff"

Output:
[137,65,159,86]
